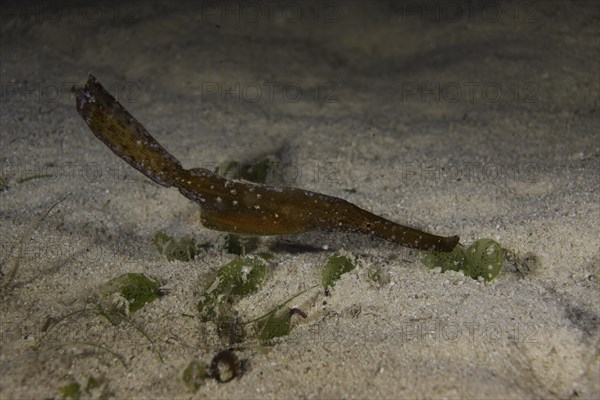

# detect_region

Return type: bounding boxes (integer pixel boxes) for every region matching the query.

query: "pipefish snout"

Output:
[75,75,459,252]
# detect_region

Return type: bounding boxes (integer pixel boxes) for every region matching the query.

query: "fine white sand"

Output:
[1,1,598,399]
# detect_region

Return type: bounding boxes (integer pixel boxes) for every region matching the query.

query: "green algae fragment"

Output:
[322,253,356,289]
[224,234,243,255]
[182,360,209,392]
[242,156,275,183]
[17,173,54,184]
[0,174,8,191]
[218,161,241,179]
[256,252,275,261]
[464,239,504,281]
[218,156,275,184]
[1,194,69,293]
[85,376,100,393]
[422,244,467,273]
[224,234,259,255]
[197,295,217,322]
[59,382,81,400]
[422,239,504,282]
[198,256,269,321]
[217,256,269,296]
[259,306,292,343]
[101,273,162,313]
[367,265,391,286]
[152,230,197,261]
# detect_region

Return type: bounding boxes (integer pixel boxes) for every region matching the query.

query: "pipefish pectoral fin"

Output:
[199,206,285,234]
[196,184,317,236]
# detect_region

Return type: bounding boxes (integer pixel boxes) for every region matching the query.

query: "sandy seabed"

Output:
[1,1,598,399]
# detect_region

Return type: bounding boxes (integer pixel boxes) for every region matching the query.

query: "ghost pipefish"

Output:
[74,75,459,252]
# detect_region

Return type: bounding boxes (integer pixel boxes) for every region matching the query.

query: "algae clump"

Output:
[217,156,276,184]
[242,156,276,183]
[224,233,259,255]
[322,253,356,289]
[422,238,504,282]
[85,376,100,392]
[59,382,81,400]
[259,306,292,343]
[152,230,198,262]
[198,255,269,321]
[422,244,467,273]
[101,273,162,313]
[182,360,210,392]
[464,239,504,281]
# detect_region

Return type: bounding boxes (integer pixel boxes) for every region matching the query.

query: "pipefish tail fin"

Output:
[75,74,183,188]
[328,200,460,252]
[434,234,460,252]
[407,232,459,252]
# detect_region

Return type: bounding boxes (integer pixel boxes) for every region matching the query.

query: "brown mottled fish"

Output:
[75,75,459,252]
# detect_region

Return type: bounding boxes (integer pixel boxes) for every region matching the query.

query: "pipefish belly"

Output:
[75,75,459,252]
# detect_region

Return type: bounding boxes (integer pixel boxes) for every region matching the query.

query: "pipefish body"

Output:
[75,75,459,252]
